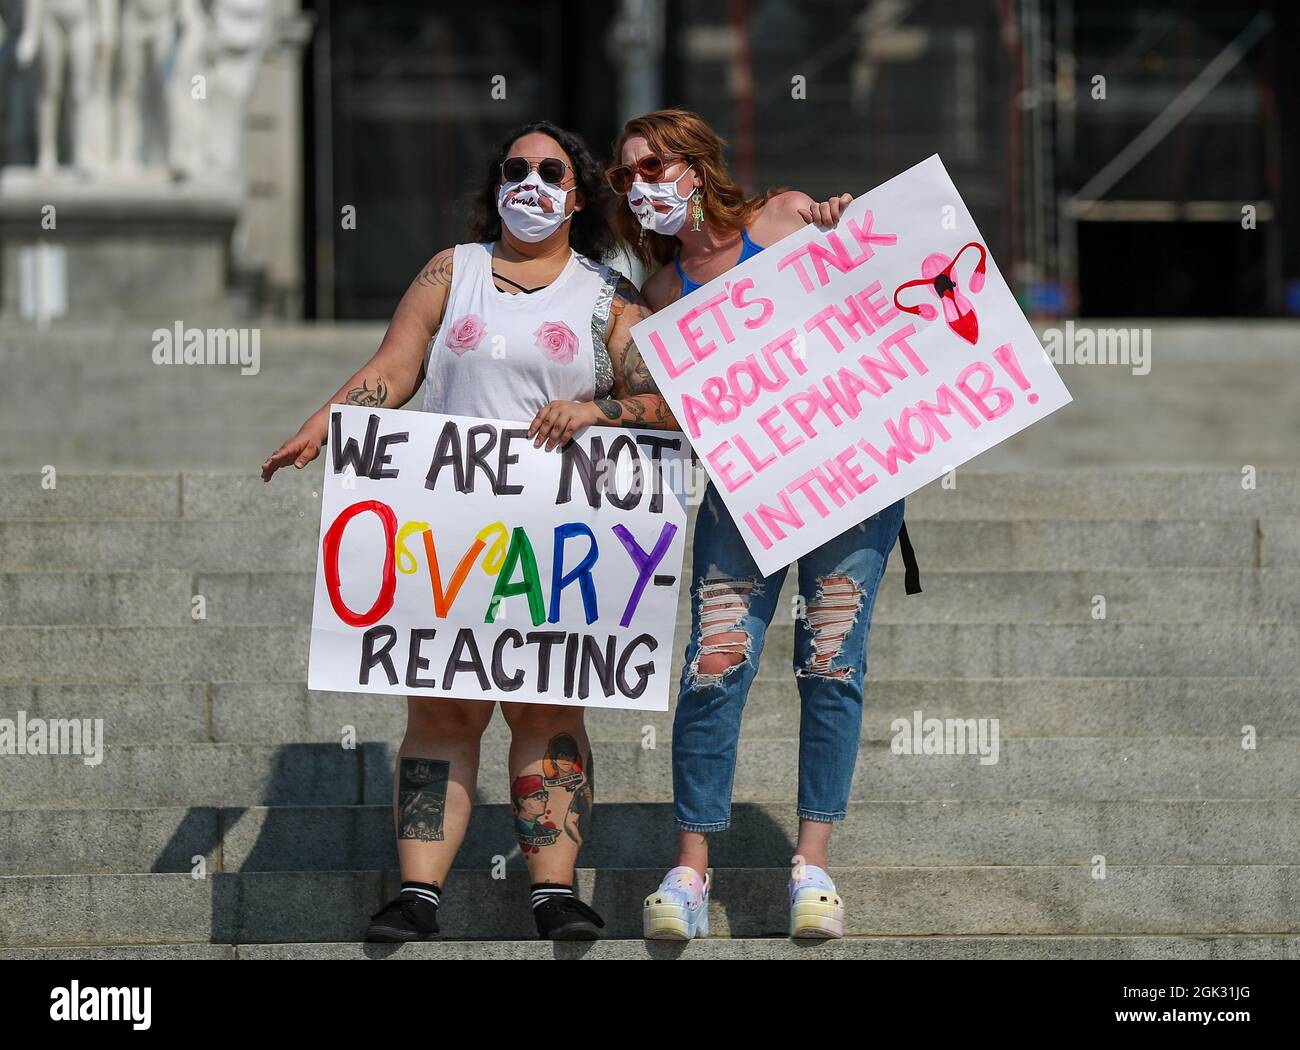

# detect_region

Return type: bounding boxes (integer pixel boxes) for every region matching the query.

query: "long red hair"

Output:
[610,109,778,269]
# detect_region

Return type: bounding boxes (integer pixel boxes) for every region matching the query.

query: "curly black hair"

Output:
[467,120,616,262]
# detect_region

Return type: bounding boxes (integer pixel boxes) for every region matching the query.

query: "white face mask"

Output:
[497,172,574,243]
[628,167,695,236]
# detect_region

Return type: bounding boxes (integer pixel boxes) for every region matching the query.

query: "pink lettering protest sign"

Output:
[630,154,1073,575]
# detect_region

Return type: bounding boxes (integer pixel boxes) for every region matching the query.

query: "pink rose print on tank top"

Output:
[446,315,486,355]
[533,320,578,364]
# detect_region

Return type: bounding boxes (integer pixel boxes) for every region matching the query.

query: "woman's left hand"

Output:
[528,399,600,451]
[798,192,853,228]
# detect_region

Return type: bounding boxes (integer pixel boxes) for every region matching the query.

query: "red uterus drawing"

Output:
[892,242,988,345]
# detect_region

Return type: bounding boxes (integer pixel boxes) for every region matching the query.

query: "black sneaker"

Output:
[533,895,605,940]
[366,895,440,942]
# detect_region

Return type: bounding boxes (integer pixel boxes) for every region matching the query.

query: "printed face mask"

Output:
[627,168,694,236]
[497,173,574,243]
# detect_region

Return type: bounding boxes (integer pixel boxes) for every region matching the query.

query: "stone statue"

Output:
[7,0,273,190]
[115,0,174,173]
[203,0,272,188]
[0,0,301,322]
[115,0,216,180]
[166,0,207,179]
[15,0,115,173]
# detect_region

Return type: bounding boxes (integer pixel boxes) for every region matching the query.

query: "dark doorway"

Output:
[302,0,619,319]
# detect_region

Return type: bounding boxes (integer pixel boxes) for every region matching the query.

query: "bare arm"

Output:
[261,248,453,480]
[594,276,679,430]
[751,190,853,244]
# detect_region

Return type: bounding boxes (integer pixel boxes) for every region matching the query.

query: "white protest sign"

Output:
[631,154,1072,575]
[308,405,690,711]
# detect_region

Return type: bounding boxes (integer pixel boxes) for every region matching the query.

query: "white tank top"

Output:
[420,242,620,423]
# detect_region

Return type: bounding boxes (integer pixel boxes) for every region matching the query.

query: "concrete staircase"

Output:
[0,320,1297,959]
[1,466,1297,959]
[1,319,1297,472]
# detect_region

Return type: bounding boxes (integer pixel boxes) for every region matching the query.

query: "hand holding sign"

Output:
[308,406,690,711]
[630,155,1072,576]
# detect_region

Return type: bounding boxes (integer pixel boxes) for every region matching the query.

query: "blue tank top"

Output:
[674,229,765,295]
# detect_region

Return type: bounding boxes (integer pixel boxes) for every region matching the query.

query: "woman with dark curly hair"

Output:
[262,120,678,941]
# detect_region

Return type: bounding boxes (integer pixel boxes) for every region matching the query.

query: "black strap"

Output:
[492,270,547,294]
[898,520,922,595]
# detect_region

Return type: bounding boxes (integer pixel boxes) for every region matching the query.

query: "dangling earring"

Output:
[637,227,646,250]
[690,190,704,232]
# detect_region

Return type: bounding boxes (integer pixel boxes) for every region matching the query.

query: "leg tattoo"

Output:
[564,751,593,846]
[513,734,592,853]
[397,757,450,841]
[512,774,562,851]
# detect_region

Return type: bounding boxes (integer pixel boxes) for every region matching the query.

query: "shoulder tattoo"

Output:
[415,252,453,290]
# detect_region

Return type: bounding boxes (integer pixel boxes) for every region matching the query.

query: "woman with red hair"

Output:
[608,109,909,941]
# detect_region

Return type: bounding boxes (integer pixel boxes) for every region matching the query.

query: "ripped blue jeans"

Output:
[672,482,904,831]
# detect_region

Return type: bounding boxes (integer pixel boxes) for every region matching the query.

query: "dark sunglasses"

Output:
[605,152,688,195]
[501,156,570,187]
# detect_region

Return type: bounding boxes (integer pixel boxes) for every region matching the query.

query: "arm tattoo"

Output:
[593,395,674,428]
[608,275,647,319]
[345,377,388,406]
[415,253,453,289]
[397,758,450,841]
[619,338,659,396]
[593,311,682,429]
